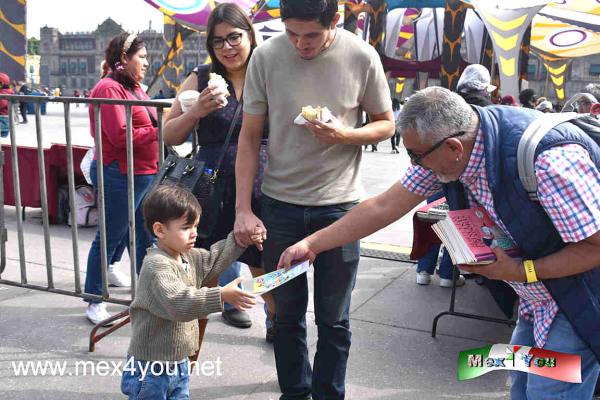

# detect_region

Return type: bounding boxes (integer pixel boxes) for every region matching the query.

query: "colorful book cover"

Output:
[242,260,310,295]
[433,207,521,265]
[449,207,519,261]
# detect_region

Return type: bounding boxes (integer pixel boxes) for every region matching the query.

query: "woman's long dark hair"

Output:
[104,33,146,89]
[206,3,257,78]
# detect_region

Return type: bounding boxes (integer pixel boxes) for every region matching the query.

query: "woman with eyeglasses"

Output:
[163,3,275,341]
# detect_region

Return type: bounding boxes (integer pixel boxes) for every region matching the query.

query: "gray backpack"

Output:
[517,112,600,201]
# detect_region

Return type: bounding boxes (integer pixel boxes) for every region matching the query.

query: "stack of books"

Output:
[431,207,520,265]
[415,198,449,222]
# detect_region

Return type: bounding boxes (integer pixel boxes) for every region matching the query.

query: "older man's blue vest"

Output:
[444,105,600,360]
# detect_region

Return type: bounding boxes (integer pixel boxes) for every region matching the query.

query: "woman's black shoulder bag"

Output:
[152,96,243,239]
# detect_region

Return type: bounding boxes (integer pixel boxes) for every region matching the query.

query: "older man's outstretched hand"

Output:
[278,239,317,269]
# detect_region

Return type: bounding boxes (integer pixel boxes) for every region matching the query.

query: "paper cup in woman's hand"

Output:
[178,90,201,113]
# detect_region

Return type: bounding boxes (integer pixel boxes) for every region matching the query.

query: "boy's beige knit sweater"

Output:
[128,232,245,361]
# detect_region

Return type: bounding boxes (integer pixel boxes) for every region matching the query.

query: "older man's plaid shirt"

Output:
[401,128,600,348]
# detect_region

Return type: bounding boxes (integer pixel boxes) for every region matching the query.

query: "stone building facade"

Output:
[39,17,598,104]
[527,53,600,104]
[39,18,207,96]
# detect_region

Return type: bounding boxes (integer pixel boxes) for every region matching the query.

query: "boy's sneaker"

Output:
[86,303,114,326]
[439,275,466,288]
[416,271,432,285]
[108,263,131,287]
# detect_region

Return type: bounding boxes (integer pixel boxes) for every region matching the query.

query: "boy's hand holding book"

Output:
[459,245,527,282]
[221,277,256,311]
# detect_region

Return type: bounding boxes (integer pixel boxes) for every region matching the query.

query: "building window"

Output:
[60,62,67,74]
[69,61,77,74]
[527,64,536,75]
[80,61,87,74]
[590,65,600,76]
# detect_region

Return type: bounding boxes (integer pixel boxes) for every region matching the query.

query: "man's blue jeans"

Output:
[121,357,189,400]
[262,195,360,400]
[510,311,600,399]
[85,161,154,302]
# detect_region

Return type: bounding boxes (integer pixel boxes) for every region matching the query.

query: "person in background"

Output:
[536,100,554,113]
[152,89,165,99]
[456,64,495,107]
[73,89,81,108]
[584,83,600,104]
[0,72,14,138]
[416,191,466,288]
[576,93,597,114]
[163,3,276,337]
[390,98,402,153]
[500,94,519,106]
[84,32,157,325]
[534,96,546,106]
[18,81,30,123]
[519,88,537,109]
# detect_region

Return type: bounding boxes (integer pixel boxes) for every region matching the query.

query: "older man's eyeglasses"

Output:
[406,131,466,166]
[211,32,244,49]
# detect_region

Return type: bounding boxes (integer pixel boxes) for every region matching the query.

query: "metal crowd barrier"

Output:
[0,94,172,349]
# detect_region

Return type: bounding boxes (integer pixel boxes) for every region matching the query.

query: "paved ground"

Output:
[0,103,522,399]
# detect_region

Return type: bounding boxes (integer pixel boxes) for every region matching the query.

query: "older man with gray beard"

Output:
[280,87,600,400]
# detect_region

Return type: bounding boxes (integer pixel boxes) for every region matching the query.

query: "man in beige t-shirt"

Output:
[234,1,393,399]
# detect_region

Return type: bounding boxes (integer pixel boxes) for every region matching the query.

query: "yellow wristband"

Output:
[523,259,538,283]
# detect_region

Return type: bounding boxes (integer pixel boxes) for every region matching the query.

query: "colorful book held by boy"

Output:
[431,207,521,265]
[242,260,310,295]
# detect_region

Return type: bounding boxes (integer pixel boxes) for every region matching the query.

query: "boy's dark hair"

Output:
[143,184,201,237]
[280,0,338,27]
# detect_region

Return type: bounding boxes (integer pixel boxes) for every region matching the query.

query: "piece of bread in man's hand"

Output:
[301,105,323,122]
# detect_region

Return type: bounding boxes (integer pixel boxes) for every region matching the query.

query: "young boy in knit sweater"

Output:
[121,184,260,399]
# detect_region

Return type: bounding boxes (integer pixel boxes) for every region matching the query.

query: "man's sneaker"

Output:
[86,303,114,326]
[222,309,252,328]
[416,271,432,285]
[108,264,131,287]
[439,275,466,288]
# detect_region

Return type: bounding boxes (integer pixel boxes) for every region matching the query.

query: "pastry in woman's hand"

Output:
[208,73,230,105]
